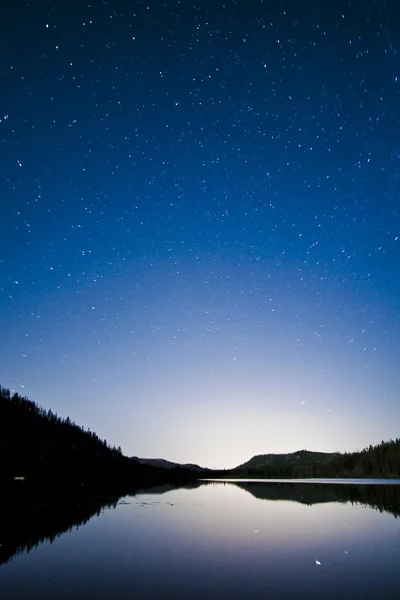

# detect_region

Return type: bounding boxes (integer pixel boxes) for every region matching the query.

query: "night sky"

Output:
[1,0,400,469]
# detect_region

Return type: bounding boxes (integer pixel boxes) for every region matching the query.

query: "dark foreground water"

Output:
[1,480,400,599]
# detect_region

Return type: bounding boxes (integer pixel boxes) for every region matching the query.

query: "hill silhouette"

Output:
[236,449,338,471]
[215,441,400,479]
[132,457,207,472]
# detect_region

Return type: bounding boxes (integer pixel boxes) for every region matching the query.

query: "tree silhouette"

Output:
[0,385,198,494]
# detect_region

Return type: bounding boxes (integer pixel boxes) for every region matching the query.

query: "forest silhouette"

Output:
[0,385,199,494]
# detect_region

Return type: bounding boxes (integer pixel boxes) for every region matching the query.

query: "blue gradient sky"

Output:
[1,0,400,468]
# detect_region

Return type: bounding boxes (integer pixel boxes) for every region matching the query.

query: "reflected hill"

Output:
[210,480,400,518]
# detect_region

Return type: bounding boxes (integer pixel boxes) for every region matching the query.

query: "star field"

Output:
[1,0,400,468]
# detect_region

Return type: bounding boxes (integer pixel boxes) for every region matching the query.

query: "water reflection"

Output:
[0,492,121,566]
[204,480,400,518]
[0,482,188,566]
[1,480,399,569]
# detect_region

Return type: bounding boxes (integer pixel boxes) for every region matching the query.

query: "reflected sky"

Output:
[1,482,400,599]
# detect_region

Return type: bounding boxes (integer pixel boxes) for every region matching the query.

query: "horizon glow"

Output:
[1,1,399,469]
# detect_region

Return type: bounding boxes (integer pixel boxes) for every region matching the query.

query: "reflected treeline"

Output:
[0,481,202,567]
[200,480,400,518]
[0,489,122,566]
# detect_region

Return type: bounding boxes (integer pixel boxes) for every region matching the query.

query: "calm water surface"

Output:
[1,481,400,599]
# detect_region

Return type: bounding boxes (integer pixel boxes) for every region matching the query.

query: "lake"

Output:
[1,480,400,599]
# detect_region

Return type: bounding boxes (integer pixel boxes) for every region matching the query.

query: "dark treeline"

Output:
[213,440,400,479]
[326,440,400,478]
[0,386,199,495]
